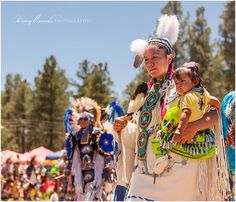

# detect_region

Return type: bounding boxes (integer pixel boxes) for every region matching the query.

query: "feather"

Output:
[133,55,144,68]
[127,82,148,114]
[156,15,179,46]
[130,39,147,55]
[132,82,148,99]
[127,93,145,114]
[64,108,73,133]
[72,150,83,200]
[156,15,170,39]
[226,98,235,122]
[94,153,105,187]
[65,133,74,159]
[105,100,125,123]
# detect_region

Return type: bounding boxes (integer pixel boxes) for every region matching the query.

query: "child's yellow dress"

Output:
[157,87,216,159]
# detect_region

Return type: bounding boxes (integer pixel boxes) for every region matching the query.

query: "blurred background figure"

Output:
[64,97,116,201]
[100,99,125,200]
[221,91,235,201]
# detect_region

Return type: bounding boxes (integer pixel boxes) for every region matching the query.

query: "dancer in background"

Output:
[64,97,115,201]
[221,91,235,201]
[100,99,128,201]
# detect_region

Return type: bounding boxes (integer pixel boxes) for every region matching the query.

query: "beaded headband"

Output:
[130,15,180,68]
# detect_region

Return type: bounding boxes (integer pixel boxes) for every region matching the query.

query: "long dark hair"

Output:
[173,61,203,89]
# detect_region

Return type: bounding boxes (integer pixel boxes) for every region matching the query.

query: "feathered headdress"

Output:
[130,15,180,68]
[104,99,125,124]
[71,97,101,125]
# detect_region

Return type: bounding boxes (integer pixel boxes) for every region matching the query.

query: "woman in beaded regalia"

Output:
[113,14,230,201]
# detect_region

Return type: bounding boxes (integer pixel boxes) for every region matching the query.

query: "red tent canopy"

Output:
[1,150,21,164]
[20,146,54,162]
[1,147,54,164]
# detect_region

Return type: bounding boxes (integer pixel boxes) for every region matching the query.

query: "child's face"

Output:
[174,73,196,95]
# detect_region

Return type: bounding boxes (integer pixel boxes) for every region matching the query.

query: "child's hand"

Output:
[172,129,181,143]
[155,130,161,138]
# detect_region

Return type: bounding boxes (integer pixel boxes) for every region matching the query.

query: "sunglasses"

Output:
[79,117,89,121]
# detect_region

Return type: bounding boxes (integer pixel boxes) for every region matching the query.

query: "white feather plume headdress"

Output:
[130,39,148,56]
[156,15,179,46]
[130,14,180,68]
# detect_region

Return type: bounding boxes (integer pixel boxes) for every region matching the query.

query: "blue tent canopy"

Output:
[45,150,65,160]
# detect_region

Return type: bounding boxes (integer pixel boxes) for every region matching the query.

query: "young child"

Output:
[159,61,220,155]
[173,61,220,142]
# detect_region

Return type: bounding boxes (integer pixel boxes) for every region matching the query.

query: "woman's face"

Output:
[144,45,172,80]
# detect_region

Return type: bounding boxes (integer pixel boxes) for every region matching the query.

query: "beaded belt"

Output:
[151,128,216,160]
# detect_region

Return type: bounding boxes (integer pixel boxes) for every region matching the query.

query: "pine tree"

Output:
[2,74,15,119]
[161,1,190,67]
[1,75,33,152]
[11,80,33,152]
[32,55,70,150]
[188,7,212,68]
[122,66,150,110]
[2,74,19,151]
[219,1,235,92]
[208,48,229,99]
[73,60,114,107]
[12,80,33,119]
[188,7,216,95]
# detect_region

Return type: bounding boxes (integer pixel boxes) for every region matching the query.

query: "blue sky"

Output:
[2,1,226,100]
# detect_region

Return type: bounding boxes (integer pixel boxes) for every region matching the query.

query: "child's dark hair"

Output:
[173,61,203,89]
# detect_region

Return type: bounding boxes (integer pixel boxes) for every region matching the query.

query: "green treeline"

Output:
[1,2,234,152]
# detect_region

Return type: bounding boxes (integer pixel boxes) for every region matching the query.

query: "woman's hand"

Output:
[176,109,219,144]
[178,124,196,143]
[113,116,128,132]
[172,123,201,144]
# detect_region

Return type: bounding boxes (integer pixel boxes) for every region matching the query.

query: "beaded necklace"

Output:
[137,73,170,160]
